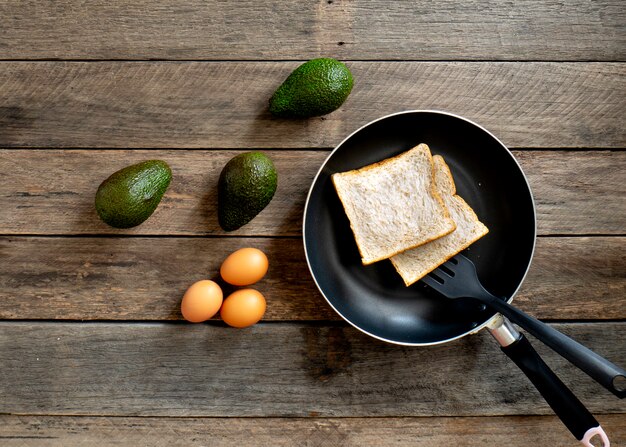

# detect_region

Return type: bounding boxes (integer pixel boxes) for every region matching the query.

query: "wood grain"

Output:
[0,150,318,237]
[1,150,624,236]
[0,1,624,61]
[0,63,624,149]
[1,415,625,447]
[0,236,623,321]
[517,151,626,235]
[1,0,623,442]
[0,322,624,416]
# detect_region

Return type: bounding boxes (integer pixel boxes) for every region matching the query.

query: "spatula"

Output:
[421,253,626,398]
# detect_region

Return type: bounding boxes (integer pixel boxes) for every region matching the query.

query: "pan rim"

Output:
[303,109,537,346]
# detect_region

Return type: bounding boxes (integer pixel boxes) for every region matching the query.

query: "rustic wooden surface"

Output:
[0,237,623,321]
[1,0,624,445]
[1,63,624,149]
[2,415,625,447]
[1,1,624,61]
[1,322,625,416]
[1,150,624,235]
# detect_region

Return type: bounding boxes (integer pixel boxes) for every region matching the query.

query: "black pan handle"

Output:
[476,291,626,398]
[502,333,610,446]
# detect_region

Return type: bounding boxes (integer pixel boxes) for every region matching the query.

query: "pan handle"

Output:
[490,317,610,446]
[477,291,626,398]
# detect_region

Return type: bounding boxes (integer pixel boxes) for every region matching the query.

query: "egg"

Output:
[220,247,269,286]
[181,280,223,323]
[220,289,266,328]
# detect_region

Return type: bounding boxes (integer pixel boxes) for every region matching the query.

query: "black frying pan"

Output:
[303,111,622,446]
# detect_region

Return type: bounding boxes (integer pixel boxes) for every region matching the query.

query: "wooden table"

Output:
[1,1,625,445]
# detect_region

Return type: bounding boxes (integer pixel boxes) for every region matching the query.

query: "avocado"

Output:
[269,58,354,118]
[218,152,277,231]
[95,160,172,228]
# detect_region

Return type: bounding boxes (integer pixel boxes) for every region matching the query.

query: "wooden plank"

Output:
[0,1,624,61]
[1,150,624,236]
[1,415,625,447]
[0,322,624,416]
[514,237,626,320]
[0,236,336,321]
[0,150,319,237]
[517,151,626,235]
[0,63,624,149]
[0,236,623,321]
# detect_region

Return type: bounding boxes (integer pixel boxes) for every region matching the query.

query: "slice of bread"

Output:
[332,144,456,265]
[390,155,489,286]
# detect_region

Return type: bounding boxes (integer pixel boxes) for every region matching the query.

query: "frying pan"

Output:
[303,110,624,446]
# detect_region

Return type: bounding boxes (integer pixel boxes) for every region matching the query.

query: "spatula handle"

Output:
[501,333,609,446]
[478,293,626,398]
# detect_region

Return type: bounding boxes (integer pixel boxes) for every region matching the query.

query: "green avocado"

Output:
[269,58,354,118]
[95,160,172,229]
[218,152,277,231]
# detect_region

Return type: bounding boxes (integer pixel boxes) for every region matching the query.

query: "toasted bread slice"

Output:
[332,144,456,265]
[390,155,489,286]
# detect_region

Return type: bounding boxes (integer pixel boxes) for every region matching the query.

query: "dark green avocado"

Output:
[218,152,277,231]
[95,160,172,229]
[269,58,354,118]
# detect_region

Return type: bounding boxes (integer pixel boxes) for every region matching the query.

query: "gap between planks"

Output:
[0,234,624,238]
[1,147,626,151]
[2,59,626,63]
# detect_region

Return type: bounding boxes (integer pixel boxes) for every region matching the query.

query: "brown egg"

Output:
[220,289,266,328]
[181,280,223,323]
[220,248,269,286]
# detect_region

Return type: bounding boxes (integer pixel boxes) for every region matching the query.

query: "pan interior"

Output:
[304,112,536,344]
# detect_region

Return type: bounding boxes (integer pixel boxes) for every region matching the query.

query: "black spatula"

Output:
[422,253,626,398]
